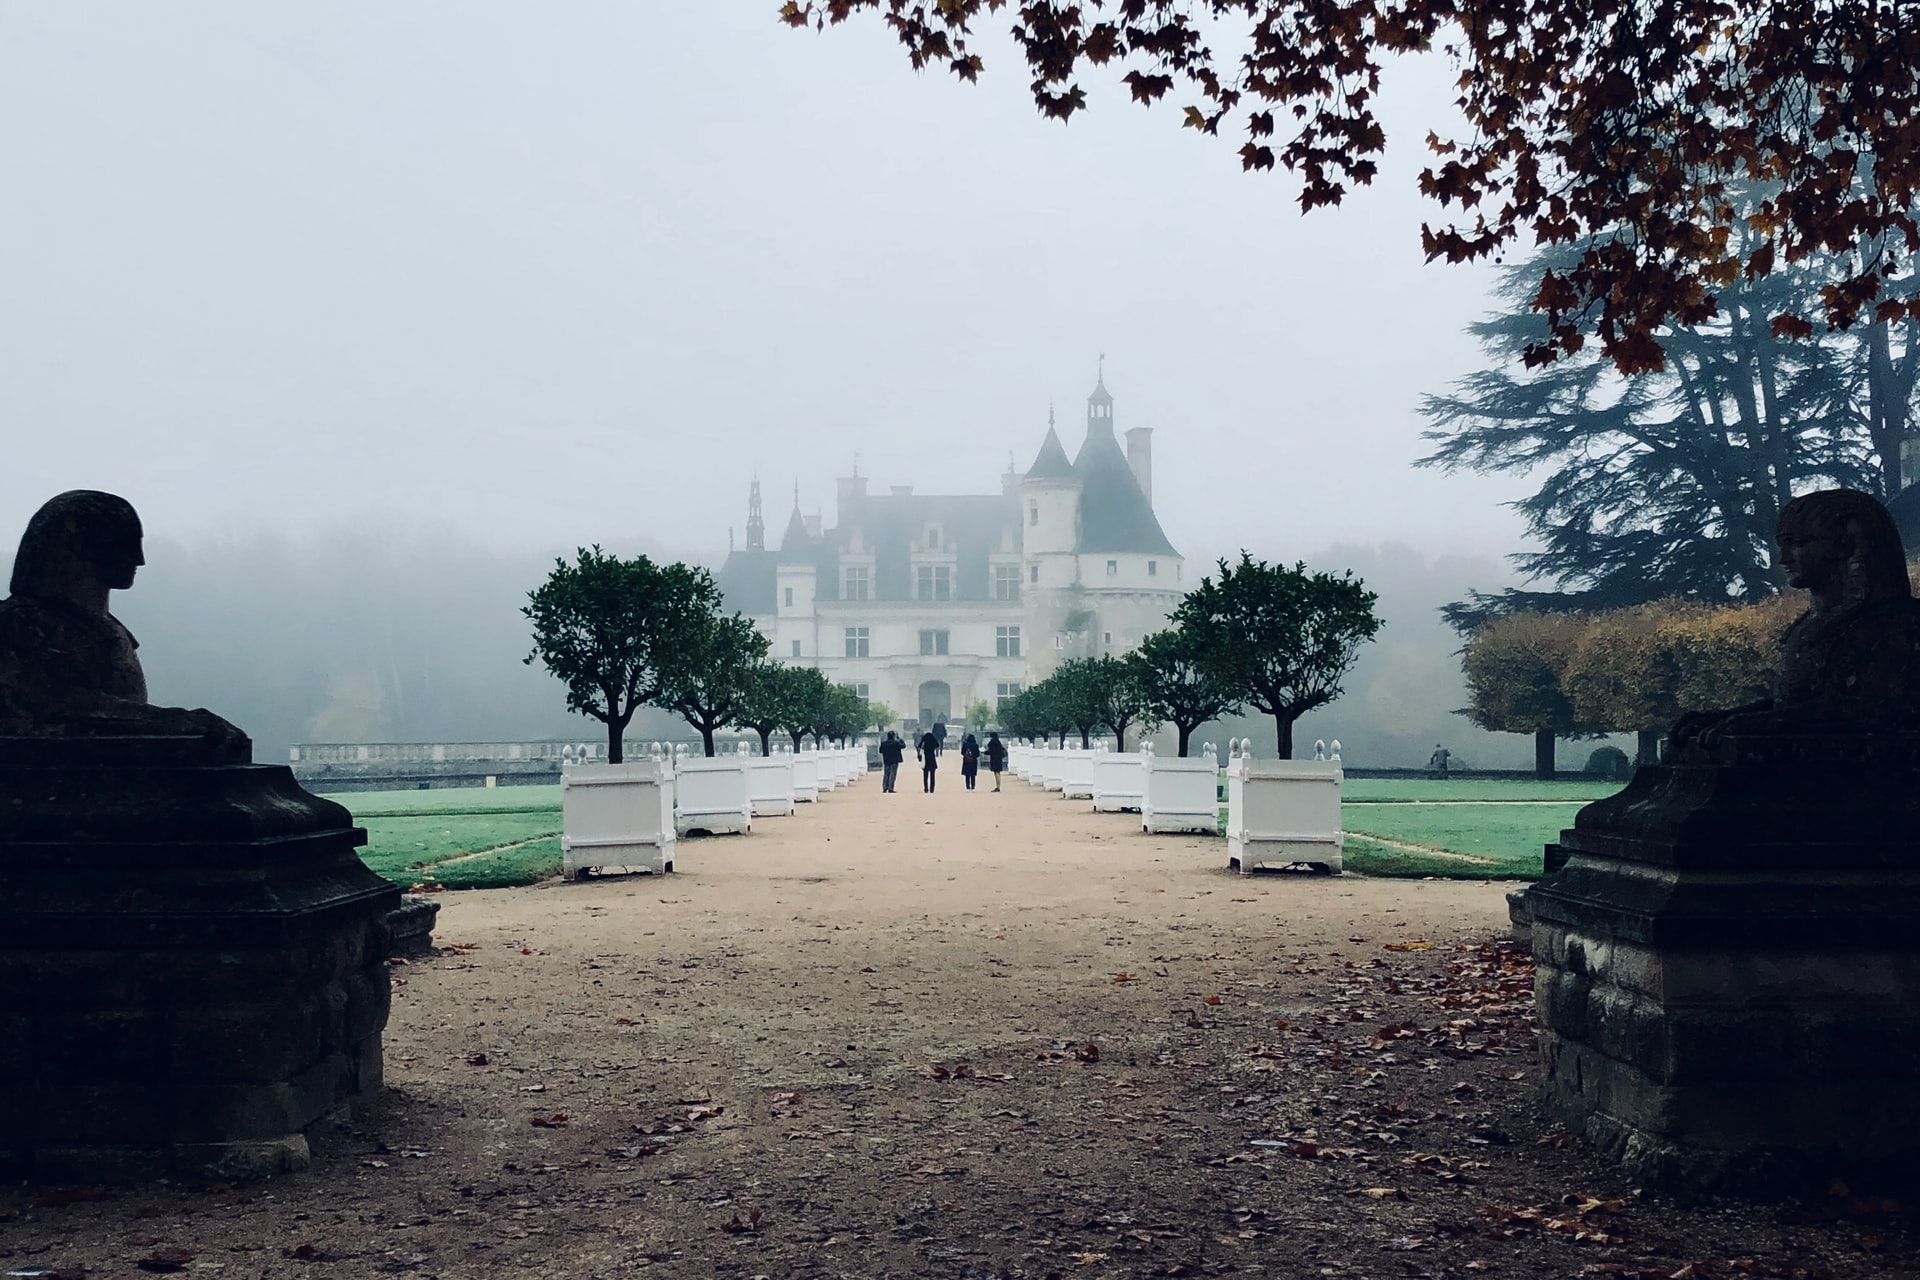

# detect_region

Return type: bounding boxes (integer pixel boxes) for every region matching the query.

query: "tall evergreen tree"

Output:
[1422,235,1919,609]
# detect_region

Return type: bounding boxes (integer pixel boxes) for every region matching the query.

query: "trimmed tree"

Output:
[523,547,714,764]
[779,667,833,752]
[738,661,812,756]
[1459,611,1597,778]
[1177,554,1382,759]
[660,610,769,756]
[1135,627,1243,757]
[1091,653,1150,751]
[1046,658,1110,749]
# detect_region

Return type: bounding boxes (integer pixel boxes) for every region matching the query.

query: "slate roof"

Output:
[1026,427,1075,480]
[714,548,777,615]
[718,491,1021,612]
[1071,420,1178,556]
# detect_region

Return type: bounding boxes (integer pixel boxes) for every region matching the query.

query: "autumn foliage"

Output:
[1461,594,1804,773]
[783,0,1920,373]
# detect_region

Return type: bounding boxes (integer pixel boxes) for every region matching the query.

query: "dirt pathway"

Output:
[1,775,1899,1279]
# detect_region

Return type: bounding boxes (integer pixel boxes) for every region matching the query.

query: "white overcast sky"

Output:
[0,3,1534,571]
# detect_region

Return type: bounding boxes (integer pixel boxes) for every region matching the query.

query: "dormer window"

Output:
[925,525,942,550]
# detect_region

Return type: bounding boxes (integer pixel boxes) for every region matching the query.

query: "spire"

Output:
[746,478,765,551]
[1026,409,1075,480]
[781,482,811,550]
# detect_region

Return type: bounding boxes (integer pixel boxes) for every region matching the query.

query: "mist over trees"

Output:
[10,527,692,763]
[0,523,1555,770]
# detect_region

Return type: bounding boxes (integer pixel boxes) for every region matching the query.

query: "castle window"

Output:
[844,627,869,658]
[996,681,1022,705]
[1106,560,1118,577]
[784,586,794,607]
[996,626,1021,658]
[993,565,1020,600]
[926,525,942,550]
[1029,563,1039,585]
[790,640,801,658]
[919,629,949,656]
[1028,501,1038,526]
[1148,560,1157,577]
[1103,631,1113,646]
[916,565,951,602]
[845,566,869,600]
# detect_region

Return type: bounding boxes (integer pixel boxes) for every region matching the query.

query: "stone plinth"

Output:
[0,735,400,1182]
[1528,730,1920,1195]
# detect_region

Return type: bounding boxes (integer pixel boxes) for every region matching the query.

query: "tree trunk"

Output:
[606,703,625,764]
[1274,712,1295,760]
[701,726,717,757]
[788,730,805,751]
[758,728,772,756]
[1079,728,1091,748]
[1636,728,1660,767]
[1177,723,1193,757]
[1534,728,1555,780]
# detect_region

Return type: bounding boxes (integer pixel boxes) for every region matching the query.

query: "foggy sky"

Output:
[1,3,1535,568]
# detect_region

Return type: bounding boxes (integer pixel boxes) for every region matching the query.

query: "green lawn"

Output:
[1340,799,1594,879]
[1343,777,1623,803]
[320,788,564,889]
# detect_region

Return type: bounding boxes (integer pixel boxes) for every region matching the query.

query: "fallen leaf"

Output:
[134,1248,195,1274]
[687,1104,725,1120]
[464,1052,490,1066]
[1346,1187,1408,1201]
[1203,995,1223,1006]
[1112,972,1136,983]
[529,1114,570,1128]
[1074,1042,1100,1064]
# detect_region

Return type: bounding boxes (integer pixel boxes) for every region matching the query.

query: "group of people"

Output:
[877,724,1008,794]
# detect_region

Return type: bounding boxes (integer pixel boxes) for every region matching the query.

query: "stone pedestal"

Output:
[1529,730,1920,1195]
[0,735,400,1182]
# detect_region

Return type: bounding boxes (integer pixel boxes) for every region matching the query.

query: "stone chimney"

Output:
[835,474,868,526]
[1125,427,1154,504]
[891,485,914,498]
[804,513,822,539]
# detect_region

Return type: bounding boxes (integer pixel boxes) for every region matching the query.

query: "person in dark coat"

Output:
[985,731,1007,791]
[879,730,906,793]
[916,727,941,793]
[960,732,981,790]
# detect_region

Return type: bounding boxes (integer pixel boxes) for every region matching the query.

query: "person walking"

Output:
[985,731,1007,791]
[960,732,981,791]
[879,730,905,793]
[1427,743,1451,778]
[916,727,941,793]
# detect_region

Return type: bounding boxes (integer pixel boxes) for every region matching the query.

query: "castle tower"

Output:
[745,479,765,552]
[1019,404,1087,681]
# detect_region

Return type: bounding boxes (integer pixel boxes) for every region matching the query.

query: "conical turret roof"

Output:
[1026,426,1075,480]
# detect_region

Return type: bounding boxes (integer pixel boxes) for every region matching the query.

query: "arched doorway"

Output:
[917,680,952,729]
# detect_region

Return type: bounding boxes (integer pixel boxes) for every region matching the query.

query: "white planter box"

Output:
[674,754,752,835]
[791,752,819,802]
[1093,753,1148,812]
[562,759,674,878]
[1143,754,1220,834]
[1227,757,1343,874]
[1060,748,1099,800]
[747,754,796,817]
[1042,751,1066,792]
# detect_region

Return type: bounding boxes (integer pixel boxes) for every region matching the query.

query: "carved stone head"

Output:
[9,490,145,601]
[1775,489,1909,611]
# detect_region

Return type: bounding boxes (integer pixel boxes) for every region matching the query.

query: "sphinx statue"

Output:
[0,490,246,753]
[1528,487,1920,1196]
[1669,488,1920,759]
[0,491,401,1182]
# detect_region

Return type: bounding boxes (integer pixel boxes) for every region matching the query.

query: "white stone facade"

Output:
[715,374,1187,731]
